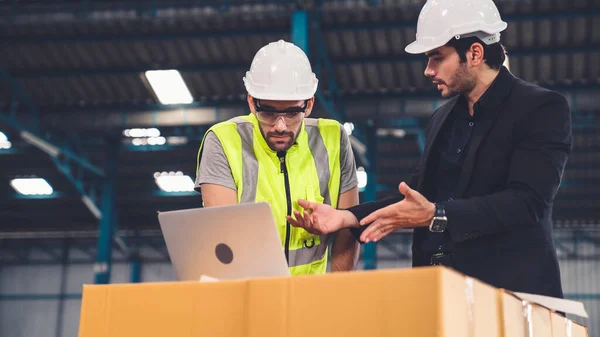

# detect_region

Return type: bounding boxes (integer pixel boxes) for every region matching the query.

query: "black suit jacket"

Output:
[349,67,572,298]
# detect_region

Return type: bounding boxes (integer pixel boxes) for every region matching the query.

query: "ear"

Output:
[247,94,256,115]
[304,97,315,118]
[468,42,485,67]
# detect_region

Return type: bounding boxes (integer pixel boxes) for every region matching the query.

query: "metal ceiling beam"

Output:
[322,9,600,32]
[333,46,600,65]
[1,28,290,45]
[0,67,105,177]
[0,65,106,221]
[8,86,596,135]
[3,7,598,44]
[10,63,248,78]
[8,45,600,79]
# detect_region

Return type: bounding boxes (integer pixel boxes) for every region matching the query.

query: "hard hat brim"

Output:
[405,41,439,55]
[246,84,318,101]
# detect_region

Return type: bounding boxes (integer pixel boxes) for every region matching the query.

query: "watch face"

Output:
[430,218,447,232]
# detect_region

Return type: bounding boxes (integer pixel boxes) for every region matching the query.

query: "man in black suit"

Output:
[287,0,572,298]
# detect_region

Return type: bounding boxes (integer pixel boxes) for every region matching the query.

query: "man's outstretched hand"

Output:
[287,200,358,235]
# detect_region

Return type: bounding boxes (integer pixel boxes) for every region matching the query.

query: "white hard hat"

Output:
[243,39,318,101]
[405,0,508,55]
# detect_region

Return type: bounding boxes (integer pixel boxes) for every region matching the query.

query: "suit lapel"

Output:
[417,96,459,191]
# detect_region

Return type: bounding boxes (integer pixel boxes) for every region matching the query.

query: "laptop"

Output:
[157,202,291,281]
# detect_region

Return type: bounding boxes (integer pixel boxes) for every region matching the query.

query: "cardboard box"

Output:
[78,266,500,337]
[551,312,589,337]
[498,289,590,337]
[498,290,552,337]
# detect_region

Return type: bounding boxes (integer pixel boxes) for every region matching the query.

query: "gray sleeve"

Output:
[194,131,237,193]
[339,126,358,194]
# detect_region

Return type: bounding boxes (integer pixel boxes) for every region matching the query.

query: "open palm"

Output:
[287,200,345,235]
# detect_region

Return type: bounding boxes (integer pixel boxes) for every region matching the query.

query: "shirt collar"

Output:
[470,66,514,114]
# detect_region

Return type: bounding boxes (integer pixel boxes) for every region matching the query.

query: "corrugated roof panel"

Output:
[217,70,239,97]
[76,76,99,103]
[160,39,185,66]
[184,72,206,100]
[538,19,552,48]
[410,60,428,89]
[573,0,591,9]
[395,63,411,89]
[129,41,154,66]
[573,17,588,45]
[538,54,553,84]
[364,63,381,92]
[554,54,570,84]
[233,36,257,62]
[349,63,367,93]
[572,52,587,83]
[388,29,406,55]
[323,32,342,62]
[555,18,571,47]
[370,30,389,56]
[335,64,351,95]
[356,30,375,57]
[187,39,212,64]
[378,62,395,90]
[592,52,600,82]
[592,15,600,43]
[66,77,87,102]
[203,72,226,99]
[204,38,227,63]
[502,19,519,49]
[339,31,359,58]
[219,38,240,63]
[521,55,536,83]
[107,42,132,67]
[520,21,536,49]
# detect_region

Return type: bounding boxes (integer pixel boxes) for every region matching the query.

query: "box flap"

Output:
[514,292,588,318]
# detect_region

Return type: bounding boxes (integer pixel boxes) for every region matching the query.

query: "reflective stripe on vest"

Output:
[198,114,342,275]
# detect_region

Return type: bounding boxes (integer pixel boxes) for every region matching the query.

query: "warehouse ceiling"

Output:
[0,0,599,245]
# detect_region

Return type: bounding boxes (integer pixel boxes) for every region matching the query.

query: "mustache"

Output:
[267,131,293,138]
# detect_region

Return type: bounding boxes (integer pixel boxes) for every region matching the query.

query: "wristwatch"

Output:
[429,203,448,233]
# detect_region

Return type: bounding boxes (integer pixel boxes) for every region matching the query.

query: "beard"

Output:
[439,63,477,97]
[259,127,299,152]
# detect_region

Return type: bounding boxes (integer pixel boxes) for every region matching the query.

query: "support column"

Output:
[291,10,309,53]
[94,137,119,284]
[130,256,142,283]
[363,123,378,270]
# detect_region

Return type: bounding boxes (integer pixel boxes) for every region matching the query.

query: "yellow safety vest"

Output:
[197,113,343,275]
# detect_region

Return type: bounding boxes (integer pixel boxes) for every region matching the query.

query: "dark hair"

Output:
[446,36,507,70]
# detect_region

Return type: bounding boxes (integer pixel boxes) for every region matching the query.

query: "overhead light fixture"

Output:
[357,167,368,190]
[132,137,166,146]
[392,129,406,138]
[154,171,195,193]
[145,70,193,105]
[0,131,11,149]
[10,177,54,195]
[123,128,161,138]
[166,136,188,145]
[343,122,355,136]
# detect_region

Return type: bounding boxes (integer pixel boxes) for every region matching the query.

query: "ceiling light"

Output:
[154,171,195,193]
[357,167,367,189]
[145,70,193,105]
[10,177,53,195]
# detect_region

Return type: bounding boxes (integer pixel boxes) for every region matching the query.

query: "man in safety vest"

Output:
[194,40,360,275]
